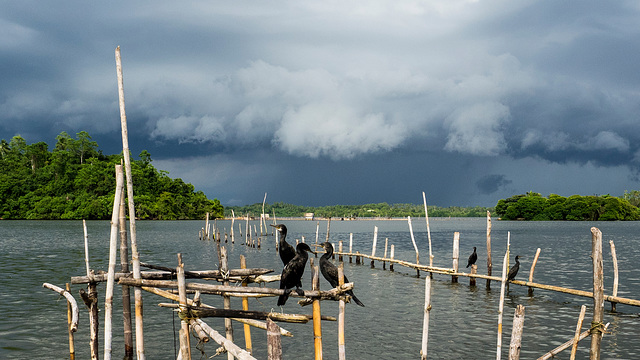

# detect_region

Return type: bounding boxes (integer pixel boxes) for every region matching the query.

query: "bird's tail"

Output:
[349,291,365,307]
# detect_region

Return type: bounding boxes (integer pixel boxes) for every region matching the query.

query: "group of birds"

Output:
[466,246,520,282]
[272,224,364,307]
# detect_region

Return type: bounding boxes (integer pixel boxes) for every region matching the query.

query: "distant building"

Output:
[304,213,314,220]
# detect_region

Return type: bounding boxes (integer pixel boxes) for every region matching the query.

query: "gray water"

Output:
[1,219,639,359]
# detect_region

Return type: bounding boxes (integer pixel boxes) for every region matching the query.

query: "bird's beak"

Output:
[269,224,277,228]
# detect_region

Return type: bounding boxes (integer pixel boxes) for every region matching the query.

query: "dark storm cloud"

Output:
[2,1,640,206]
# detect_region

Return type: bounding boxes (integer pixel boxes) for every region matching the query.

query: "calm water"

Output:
[1,219,639,359]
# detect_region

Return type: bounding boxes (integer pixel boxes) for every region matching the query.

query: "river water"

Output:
[1,218,639,359]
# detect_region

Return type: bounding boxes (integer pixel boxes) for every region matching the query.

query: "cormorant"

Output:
[277,243,315,306]
[466,246,477,268]
[507,255,520,281]
[271,224,296,266]
[319,242,364,307]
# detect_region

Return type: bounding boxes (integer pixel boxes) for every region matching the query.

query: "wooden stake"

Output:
[261,193,267,236]
[349,233,353,263]
[240,255,253,354]
[371,226,378,268]
[66,283,76,360]
[570,305,587,360]
[81,221,99,360]
[420,269,432,360]
[486,211,492,289]
[390,245,395,272]
[383,238,388,270]
[119,186,133,360]
[528,248,541,296]
[205,212,210,239]
[452,232,460,283]
[339,240,344,262]
[508,304,525,360]
[538,323,609,360]
[83,219,90,277]
[231,210,235,243]
[312,263,323,359]
[609,240,619,312]
[221,246,234,360]
[338,263,346,360]
[496,232,510,360]
[104,164,124,360]
[470,265,477,287]
[408,216,420,276]
[590,227,604,360]
[267,318,282,360]
[177,254,191,360]
[326,217,332,242]
[422,192,434,268]
[115,46,145,360]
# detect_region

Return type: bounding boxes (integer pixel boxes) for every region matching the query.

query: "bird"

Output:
[277,242,315,306]
[466,246,477,268]
[271,224,296,266]
[319,242,365,307]
[508,255,520,281]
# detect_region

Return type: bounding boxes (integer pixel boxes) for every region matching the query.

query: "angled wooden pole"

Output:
[570,305,587,360]
[528,248,541,296]
[609,240,619,312]
[422,192,434,269]
[115,46,145,360]
[408,216,420,276]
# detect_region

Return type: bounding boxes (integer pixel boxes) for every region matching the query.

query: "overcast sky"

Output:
[2,1,640,207]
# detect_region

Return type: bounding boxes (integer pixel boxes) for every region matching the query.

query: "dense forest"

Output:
[225,202,493,219]
[0,132,223,220]
[495,192,640,221]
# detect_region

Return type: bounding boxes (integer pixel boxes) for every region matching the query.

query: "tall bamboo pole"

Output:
[83,219,90,277]
[422,192,434,268]
[338,263,346,360]
[349,233,353,263]
[570,305,587,360]
[486,211,492,289]
[240,255,253,354]
[326,217,332,242]
[115,46,145,360]
[311,262,323,359]
[508,305,525,360]
[496,232,510,360]
[609,240,619,312]
[408,216,420,277]
[119,186,133,359]
[420,268,432,360]
[177,254,191,360]
[590,227,604,360]
[66,283,75,360]
[452,232,460,283]
[383,238,388,270]
[371,226,378,268]
[261,193,267,235]
[231,210,235,243]
[82,220,99,360]
[104,164,124,360]
[221,246,234,360]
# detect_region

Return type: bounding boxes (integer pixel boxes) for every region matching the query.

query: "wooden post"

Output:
[205,212,210,239]
[570,305,587,360]
[115,46,145,360]
[231,210,235,243]
[486,211,492,289]
[240,256,252,354]
[104,164,124,360]
[338,263,346,360]
[538,323,610,360]
[497,232,510,360]
[349,234,353,263]
[311,263,323,359]
[267,318,282,360]
[590,227,604,360]
[221,247,234,360]
[245,215,249,245]
[315,221,320,245]
[452,232,460,283]
[509,304,525,360]
[420,270,432,360]
[528,248,541,296]
[82,220,99,360]
[177,254,191,360]
[326,217,332,242]
[261,193,267,236]
[408,216,420,277]
[390,245,395,272]
[470,265,477,287]
[423,192,434,269]
[66,283,76,360]
[338,240,343,262]
[371,226,378,268]
[609,240,619,312]
[119,187,133,360]
[383,238,388,270]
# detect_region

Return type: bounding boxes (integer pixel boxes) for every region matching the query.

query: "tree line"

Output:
[495,192,640,221]
[0,132,223,220]
[225,201,493,219]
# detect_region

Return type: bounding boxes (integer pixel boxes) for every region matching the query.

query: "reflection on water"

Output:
[1,219,639,359]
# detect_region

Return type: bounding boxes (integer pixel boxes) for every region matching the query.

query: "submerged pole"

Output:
[119,186,133,359]
[508,305,525,360]
[420,270,432,360]
[590,227,604,360]
[240,256,252,354]
[423,192,434,269]
[452,232,460,283]
[486,211,492,289]
[609,240,619,312]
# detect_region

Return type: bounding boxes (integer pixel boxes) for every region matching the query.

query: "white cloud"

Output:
[444,102,510,156]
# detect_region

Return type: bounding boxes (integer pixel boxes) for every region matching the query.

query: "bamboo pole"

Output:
[408,216,420,276]
[66,283,76,360]
[470,265,477,286]
[349,233,353,263]
[339,240,344,262]
[570,305,587,360]
[590,227,604,360]
[338,263,346,360]
[231,210,235,243]
[316,221,320,245]
[609,240,618,312]
[422,192,434,268]
[371,226,378,268]
[267,318,282,360]
[104,164,124,360]
[81,220,99,360]
[83,219,90,277]
[486,211,492,289]
[390,245,395,272]
[115,46,145,360]
[196,319,257,360]
[43,283,79,332]
[496,232,510,360]
[177,254,191,360]
[261,193,267,235]
[119,186,133,360]
[383,238,388,270]
[312,263,323,360]
[326,217,331,243]
[420,268,432,360]
[240,255,253,354]
[508,304,525,360]
[205,212,210,239]
[221,247,234,360]
[528,248,541,296]
[537,323,610,360]
[452,232,460,283]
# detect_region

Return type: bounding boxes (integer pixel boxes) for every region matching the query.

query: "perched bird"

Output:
[466,246,477,268]
[319,242,364,307]
[271,224,296,266]
[277,243,315,306]
[508,255,520,281]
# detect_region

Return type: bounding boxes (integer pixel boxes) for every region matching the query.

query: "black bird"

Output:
[508,255,520,281]
[320,242,364,307]
[271,224,296,266]
[466,246,477,268]
[277,243,315,306]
